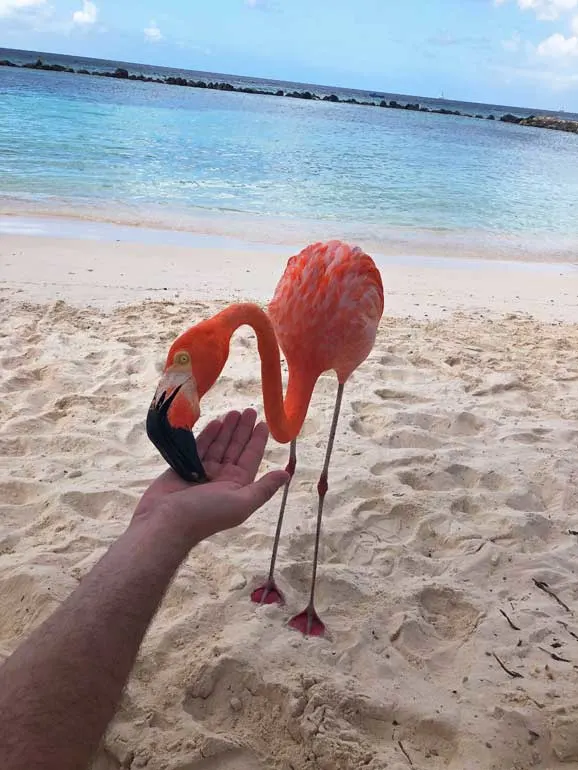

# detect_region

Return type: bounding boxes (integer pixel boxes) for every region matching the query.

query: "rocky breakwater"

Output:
[2,57,578,135]
[500,113,578,134]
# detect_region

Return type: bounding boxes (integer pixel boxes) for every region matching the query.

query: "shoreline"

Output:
[3,56,578,134]
[2,207,578,266]
[1,216,576,322]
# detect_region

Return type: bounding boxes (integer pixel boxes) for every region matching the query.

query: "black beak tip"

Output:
[146,401,208,484]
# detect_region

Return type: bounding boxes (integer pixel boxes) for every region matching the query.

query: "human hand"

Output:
[134,409,289,546]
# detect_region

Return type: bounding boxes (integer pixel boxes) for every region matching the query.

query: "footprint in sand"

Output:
[470,373,527,397]
[377,353,408,366]
[182,656,302,768]
[398,464,508,492]
[0,480,48,506]
[1,368,47,393]
[374,387,425,404]
[353,498,423,545]
[418,586,481,640]
[506,490,547,513]
[391,586,481,668]
[59,489,136,520]
[370,453,436,475]
[350,400,393,438]
[385,429,442,449]
[394,410,487,437]
[321,527,390,567]
[502,427,551,445]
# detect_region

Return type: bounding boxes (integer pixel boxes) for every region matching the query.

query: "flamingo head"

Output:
[146,320,230,483]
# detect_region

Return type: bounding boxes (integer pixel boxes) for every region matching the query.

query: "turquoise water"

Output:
[2,50,578,259]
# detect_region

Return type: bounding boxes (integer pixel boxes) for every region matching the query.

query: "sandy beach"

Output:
[1,221,578,769]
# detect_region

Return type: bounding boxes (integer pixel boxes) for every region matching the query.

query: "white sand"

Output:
[1,228,578,769]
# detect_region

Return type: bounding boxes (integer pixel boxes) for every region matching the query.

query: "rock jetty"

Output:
[2,57,577,135]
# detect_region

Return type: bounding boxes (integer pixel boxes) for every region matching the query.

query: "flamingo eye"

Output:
[174,351,191,366]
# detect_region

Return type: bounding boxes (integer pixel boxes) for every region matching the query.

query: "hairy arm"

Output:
[0,516,190,770]
[0,409,287,770]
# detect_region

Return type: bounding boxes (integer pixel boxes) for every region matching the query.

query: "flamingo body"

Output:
[268,241,384,384]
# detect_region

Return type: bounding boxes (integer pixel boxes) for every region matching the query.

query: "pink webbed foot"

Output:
[288,604,326,637]
[251,579,285,605]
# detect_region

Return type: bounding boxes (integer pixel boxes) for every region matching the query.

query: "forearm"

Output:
[0,515,192,770]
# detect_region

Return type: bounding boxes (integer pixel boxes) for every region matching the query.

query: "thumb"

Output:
[241,470,289,514]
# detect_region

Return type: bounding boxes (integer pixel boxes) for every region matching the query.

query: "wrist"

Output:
[128,506,202,562]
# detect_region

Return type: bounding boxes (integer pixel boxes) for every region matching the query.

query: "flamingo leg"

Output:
[289,382,344,637]
[251,438,297,606]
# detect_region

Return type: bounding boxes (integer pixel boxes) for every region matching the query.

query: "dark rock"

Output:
[389,100,400,108]
[520,115,578,134]
[379,100,388,107]
[276,89,284,96]
[420,107,430,112]
[487,114,495,120]
[324,94,339,102]
[286,90,314,99]
[0,59,16,67]
[475,114,484,119]
[113,68,129,79]
[500,113,522,124]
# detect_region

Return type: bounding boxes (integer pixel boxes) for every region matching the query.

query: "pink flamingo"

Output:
[147,240,384,636]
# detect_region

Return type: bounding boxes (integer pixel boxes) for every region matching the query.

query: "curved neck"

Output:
[215,303,314,443]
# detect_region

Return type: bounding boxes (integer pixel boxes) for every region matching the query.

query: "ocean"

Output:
[2,47,578,261]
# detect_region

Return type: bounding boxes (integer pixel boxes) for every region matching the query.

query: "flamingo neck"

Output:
[216,303,315,443]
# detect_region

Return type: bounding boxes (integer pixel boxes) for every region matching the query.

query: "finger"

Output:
[222,408,257,465]
[239,470,290,514]
[236,421,271,481]
[195,418,223,459]
[203,410,241,464]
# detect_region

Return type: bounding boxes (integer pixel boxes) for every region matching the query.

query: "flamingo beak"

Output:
[146,371,207,484]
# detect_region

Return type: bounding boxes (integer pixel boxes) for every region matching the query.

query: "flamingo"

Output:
[146,240,384,636]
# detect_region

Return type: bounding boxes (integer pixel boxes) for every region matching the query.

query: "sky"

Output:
[2,0,578,110]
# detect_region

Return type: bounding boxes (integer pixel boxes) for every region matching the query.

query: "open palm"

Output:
[134,409,289,542]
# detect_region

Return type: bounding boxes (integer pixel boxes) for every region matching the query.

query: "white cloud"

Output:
[537,30,578,54]
[245,0,268,8]
[497,0,578,20]
[0,0,45,17]
[572,13,578,32]
[72,0,97,25]
[144,20,162,42]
